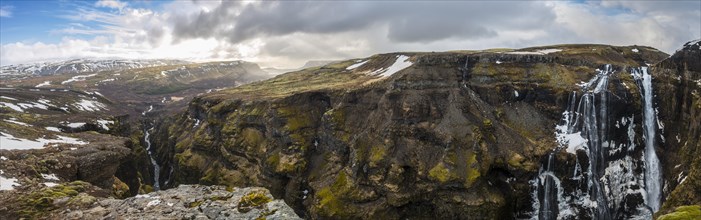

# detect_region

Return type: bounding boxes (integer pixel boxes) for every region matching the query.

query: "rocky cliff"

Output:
[147,42,700,219]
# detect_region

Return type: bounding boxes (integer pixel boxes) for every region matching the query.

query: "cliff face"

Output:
[148,43,699,219]
[653,40,701,216]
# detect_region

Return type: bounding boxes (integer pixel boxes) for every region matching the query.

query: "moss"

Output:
[200,164,222,185]
[140,184,154,194]
[256,209,278,220]
[314,171,358,217]
[17,181,91,218]
[465,152,481,187]
[316,188,345,216]
[112,176,130,199]
[266,153,281,167]
[494,108,504,120]
[188,200,204,208]
[267,152,306,174]
[429,162,456,183]
[658,205,701,220]
[369,145,386,166]
[237,190,272,213]
[482,119,493,128]
[210,195,232,201]
[241,128,264,147]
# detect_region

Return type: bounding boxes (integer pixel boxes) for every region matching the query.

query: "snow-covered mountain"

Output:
[0,59,191,77]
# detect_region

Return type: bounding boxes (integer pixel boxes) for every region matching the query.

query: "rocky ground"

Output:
[93,185,301,220]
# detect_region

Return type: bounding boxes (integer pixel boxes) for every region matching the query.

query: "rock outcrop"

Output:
[69,185,300,220]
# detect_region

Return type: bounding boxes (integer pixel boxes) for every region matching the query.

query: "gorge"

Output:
[1,40,700,219]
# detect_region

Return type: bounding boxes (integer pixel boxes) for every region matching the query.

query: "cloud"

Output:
[0,1,699,67]
[95,0,127,10]
[0,5,13,17]
[171,1,557,44]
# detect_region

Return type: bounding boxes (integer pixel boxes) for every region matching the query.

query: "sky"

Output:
[0,0,699,68]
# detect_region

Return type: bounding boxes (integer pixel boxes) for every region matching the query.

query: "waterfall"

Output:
[144,127,161,190]
[539,153,558,220]
[632,67,662,212]
[530,65,664,219]
[142,105,161,190]
[532,65,613,219]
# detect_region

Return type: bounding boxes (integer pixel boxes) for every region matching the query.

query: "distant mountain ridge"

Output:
[0,59,191,77]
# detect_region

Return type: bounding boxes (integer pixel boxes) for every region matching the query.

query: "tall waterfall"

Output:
[144,127,161,190]
[531,65,662,219]
[142,105,161,190]
[632,67,662,212]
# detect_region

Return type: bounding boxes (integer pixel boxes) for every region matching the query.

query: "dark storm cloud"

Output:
[171,1,557,44]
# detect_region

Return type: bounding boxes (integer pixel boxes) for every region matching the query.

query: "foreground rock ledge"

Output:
[60,185,301,220]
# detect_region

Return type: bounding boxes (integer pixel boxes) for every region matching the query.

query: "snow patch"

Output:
[35,81,52,87]
[61,73,97,84]
[4,119,30,126]
[73,99,106,111]
[346,60,368,70]
[0,102,23,112]
[65,122,86,128]
[45,127,61,132]
[371,55,413,77]
[0,174,20,191]
[632,48,639,53]
[0,96,17,101]
[0,132,87,150]
[96,119,113,130]
[41,173,60,181]
[506,49,562,55]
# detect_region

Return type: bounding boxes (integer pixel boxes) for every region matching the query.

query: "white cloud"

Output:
[95,0,126,10]
[0,1,699,67]
[0,5,13,17]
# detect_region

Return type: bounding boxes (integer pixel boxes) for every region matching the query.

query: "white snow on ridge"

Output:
[506,49,563,55]
[3,118,30,126]
[65,122,86,128]
[36,81,52,87]
[538,49,563,54]
[346,60,368,70]
[61,73,97,85]
[631,48,639,53]
[45,127,61,132]
[0,101,47,112]
[96,119,113,130]
[0,102,23,112]
[0,132,88,150]
[17,102,48,110]
[0,96,17,101]
[371,55,413,77]
[73,99,106,111]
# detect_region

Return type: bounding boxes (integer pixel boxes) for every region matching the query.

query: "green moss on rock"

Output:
[238,190,272,213]
[658,205,701,220]
[18,181,92,218]
[429,162,456,183]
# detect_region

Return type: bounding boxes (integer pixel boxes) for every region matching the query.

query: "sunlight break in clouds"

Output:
[0,1,699,68]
